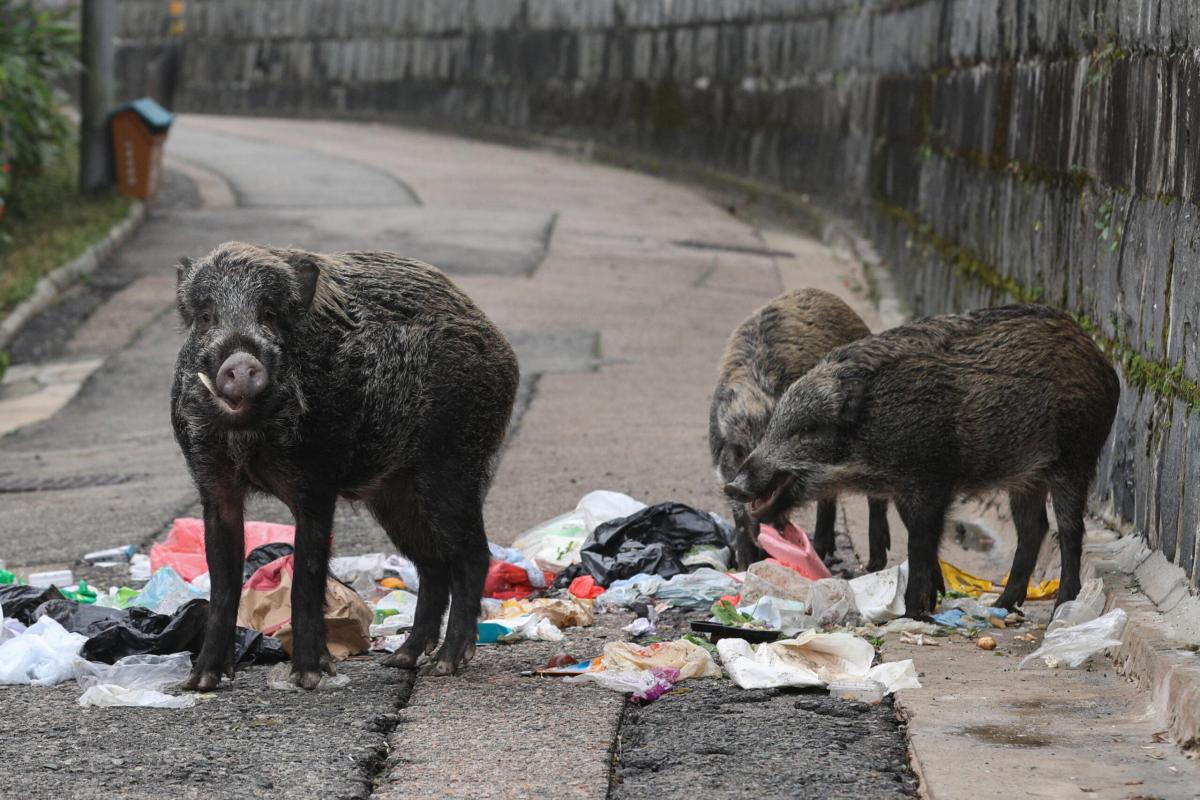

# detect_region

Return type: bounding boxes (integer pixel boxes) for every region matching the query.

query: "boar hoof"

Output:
[184,669,224,692]
[421,659,458,677]
[291,669,325,690]
[382,651,421,669]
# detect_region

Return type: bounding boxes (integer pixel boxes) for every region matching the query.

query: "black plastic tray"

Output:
[690,620,781,643]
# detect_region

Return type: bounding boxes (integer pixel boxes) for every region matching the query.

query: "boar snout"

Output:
[723,474,755,503]
[216,352,268,407]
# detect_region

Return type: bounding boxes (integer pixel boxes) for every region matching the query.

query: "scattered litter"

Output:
[371,634,407,653]
[330,552,420,595]
[1020,608,1127,669]
[490,597,594,628]
[808,578,861,627]
[73,652,193,691]
[512,490,647,572]
[828,678,885,703]
[266,662,350,691]
[0,615,87,685]
[129,554,151,582]
[849,562,907,623]
[602,638,722,679]
[1045,578,1106,633]
[568,575,605,600]
[899,631,939,646]
[740,560,814,604]
[83,545,136,564]
[565,666,679,702]
[129,566,206,615]
[623,616,656,637]
[484,559,552,600]
[595,573,665,610]
[27,570,73,589]
[489,542,548,590]
[536,657,602,676]
[78,684,195,708]
[370,590,418,636]
[655,568,739,608]
[490,615,564,643]
[717,631,919,693]
[238,555,372,659]
[863,618,941,637]
[940,560,1059,601]
[546,653,577,668]
[558,502,733,587]
[757,523,831,581]
[243,543,295,583]
[976,636,997,651]
[151,517,296,582]
[0,584,59,625]
[931,597,1008,630]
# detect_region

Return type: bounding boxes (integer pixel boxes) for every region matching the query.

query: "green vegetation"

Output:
[0,150,132,318]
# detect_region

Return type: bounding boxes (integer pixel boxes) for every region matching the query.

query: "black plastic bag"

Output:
[0,584,61,625]
[557,502,735,587]
[38,598,287,666]
[243,542,295,583]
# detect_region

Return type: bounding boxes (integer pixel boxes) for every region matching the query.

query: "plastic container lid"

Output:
[827,678,885,703]
[113,98,174,134]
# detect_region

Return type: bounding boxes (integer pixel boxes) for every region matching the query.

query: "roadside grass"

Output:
[0,151,132,321]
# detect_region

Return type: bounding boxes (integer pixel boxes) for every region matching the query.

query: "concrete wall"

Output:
[115,0,1200,586]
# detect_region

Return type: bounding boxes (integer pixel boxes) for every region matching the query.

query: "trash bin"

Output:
[109,98,174,199]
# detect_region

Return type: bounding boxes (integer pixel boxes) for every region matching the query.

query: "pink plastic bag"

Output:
[149,518,296,581]
[757,523,832,581]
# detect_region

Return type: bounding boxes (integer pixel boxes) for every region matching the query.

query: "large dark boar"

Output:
[710,288,889,570]
[172,242,518,689]
[723,304,1119,617]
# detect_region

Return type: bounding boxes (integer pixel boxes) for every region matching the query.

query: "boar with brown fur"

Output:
[172,243,518,689]
[709,288,889,570]
[724,304,1119,617]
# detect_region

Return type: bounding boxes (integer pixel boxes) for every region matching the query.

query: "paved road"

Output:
[0,116,920,799]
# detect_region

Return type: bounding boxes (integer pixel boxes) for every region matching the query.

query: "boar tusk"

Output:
[196,371,218,398]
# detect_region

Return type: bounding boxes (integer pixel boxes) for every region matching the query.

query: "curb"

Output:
[0,200,146,352]
[1085,534,1200,749]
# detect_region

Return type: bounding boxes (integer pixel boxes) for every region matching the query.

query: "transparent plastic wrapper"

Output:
[1045,578,1106,633]
[737,596,810,635]
[849,562,907,623]
[681,544,731,572]
[655,568,738,609]
[329,553,420,595]
[78,685,195,709]
[370,590,418,636]
[0,616,87,685]
[808,578,861,627]
[73,652,193,691]
[595,574,665,610]
[741,561,814,604]
[1020,608,1127,669]
[267,663,350,691]
[828,678,885,703]
[565,666,679,702]
[130,566,206,615]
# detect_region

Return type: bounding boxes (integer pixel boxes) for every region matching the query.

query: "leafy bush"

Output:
[0,0,79,226]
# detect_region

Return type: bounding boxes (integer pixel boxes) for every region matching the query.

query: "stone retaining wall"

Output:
[115,0,1200,585]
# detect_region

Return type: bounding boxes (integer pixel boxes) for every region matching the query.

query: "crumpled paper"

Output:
[717,631,920,693]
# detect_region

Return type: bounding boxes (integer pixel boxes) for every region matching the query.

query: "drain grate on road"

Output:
[0,473,141,493]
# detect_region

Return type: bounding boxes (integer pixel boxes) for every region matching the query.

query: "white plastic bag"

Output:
[329,553,420,595]
[808,578,861,627]
[512,491,647,572]
[73,653,193,691]
[655,568,738,608]
[564,668,672,700]
[849,562,907,623]
[595,573,665,610]
[78,685,196,709]
[1045,578,1106,633]
[370,590,418,636]
[0,615,86,685]
[740,560,815,604]
[1020,608,1127,669]
[718,632,919,693]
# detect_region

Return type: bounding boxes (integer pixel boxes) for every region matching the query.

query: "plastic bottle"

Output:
[83,545,136,564]
[27,569,73,588]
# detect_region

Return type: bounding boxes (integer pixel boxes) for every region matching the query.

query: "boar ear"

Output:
[292,259,320,310]
[838,377,866,426]
[176,256,195,287]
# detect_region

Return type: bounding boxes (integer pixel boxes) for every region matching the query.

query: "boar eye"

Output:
[260,307,277,328]
[196,307,215,330]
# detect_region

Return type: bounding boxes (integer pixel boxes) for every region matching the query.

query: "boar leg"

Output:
[288,492,338,690]
[813,498,838,562]
[895,492,950,618]
[427,508,490,676]
[866,497,890,572]
[1050,471,1090,606]
[384,562,451,669]
[731,503,762,569]
[185,491,245,691]
[994,486,1050,610]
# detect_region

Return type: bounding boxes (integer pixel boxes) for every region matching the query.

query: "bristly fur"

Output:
[171,241,519,689]
[731,303,1120,617]
[708,288,884,569]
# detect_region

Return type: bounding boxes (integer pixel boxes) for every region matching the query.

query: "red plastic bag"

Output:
[484,560,538,600]
[757,522,831,581]
[568,575,605,600]
[150,518,296,582]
